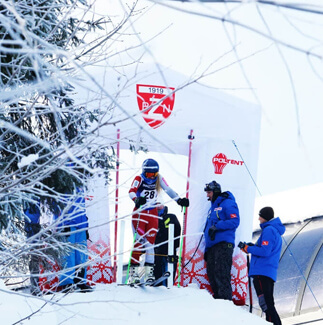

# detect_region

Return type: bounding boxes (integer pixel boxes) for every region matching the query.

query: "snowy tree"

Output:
[0,0,116,231]
[0,0,134,289]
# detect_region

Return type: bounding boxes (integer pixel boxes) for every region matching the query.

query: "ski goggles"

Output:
[145,172,158,178]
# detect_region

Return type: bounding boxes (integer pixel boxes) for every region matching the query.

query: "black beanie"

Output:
[259,207,274,221]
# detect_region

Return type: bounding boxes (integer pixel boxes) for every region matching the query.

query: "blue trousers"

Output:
[60,227,88,286]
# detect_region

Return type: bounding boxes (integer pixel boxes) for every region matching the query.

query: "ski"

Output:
[118,282,141,287]
[120,271,171,288]
[138,271,171,288]
[151,271,171,287]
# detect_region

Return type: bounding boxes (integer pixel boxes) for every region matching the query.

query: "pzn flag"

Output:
[136,84,175,129]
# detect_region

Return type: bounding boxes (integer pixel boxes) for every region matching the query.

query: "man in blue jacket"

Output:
[239,207,285,325]
[204,181,240,300]
[55,188,92,293]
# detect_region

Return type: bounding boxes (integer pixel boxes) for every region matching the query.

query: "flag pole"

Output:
[113,129,120,282]
[178,129,194,287]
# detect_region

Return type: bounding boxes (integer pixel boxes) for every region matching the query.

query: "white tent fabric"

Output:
[106,64,261,304]
[86,175,112,284]
[108,65,260,155]
[181,137,259,303]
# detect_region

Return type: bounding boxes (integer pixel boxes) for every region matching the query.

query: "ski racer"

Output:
[128,158,189,284]
[203,180,240,300]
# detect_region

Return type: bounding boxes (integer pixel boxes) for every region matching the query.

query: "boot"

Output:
[144,263,155,282]
[77,283,94,293]
[60,283,75,293]
[129,265,140,284]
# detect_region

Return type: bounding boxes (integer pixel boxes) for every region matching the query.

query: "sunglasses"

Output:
[145,172,158,178]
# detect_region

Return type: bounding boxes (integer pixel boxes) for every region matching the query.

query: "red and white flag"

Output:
[136,84,175,129]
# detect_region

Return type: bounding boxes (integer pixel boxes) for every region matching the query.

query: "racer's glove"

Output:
[134,197,147,208]
[177,197,189,207]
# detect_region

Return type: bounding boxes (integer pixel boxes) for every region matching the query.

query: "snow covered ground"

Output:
[1,281,268,325]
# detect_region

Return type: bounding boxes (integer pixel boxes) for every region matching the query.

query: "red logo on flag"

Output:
[136,84,175,129]
[262,241,269,246]
[212,153,244,174]
[230,214,237,219]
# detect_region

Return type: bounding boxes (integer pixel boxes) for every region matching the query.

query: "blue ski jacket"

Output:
[24,202,41,238]
[247,217,286,281]
[54,188,88,230]
[62,195,88,229]
[204,191,240,252]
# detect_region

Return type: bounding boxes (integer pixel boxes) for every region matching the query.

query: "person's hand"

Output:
[62,226,71,234]
[134,197,147,208]
[177,197,189,207]
[238,241,249,253]
[208,225,217,241]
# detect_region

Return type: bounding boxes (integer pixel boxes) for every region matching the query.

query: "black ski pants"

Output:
[206,242,233,300]
[253,275,282,325]
[154,255,178,286]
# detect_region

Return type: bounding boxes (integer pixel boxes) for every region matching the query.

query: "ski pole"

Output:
[177,206,186,288]
[247,254,253,313]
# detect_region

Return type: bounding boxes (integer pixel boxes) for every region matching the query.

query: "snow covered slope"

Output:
[1,281,267,324]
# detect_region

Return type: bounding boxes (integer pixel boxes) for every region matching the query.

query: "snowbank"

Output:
[0,281,267,324]
[254,182,323,230]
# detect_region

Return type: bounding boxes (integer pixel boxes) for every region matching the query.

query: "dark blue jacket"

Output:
[24,203,41,238]
[204,191,240,251]
[247,217,285,281]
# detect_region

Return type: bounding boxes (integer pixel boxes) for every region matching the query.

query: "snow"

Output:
[18,154,39,168]
[253,182,323,230]
[0,281,268,325]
